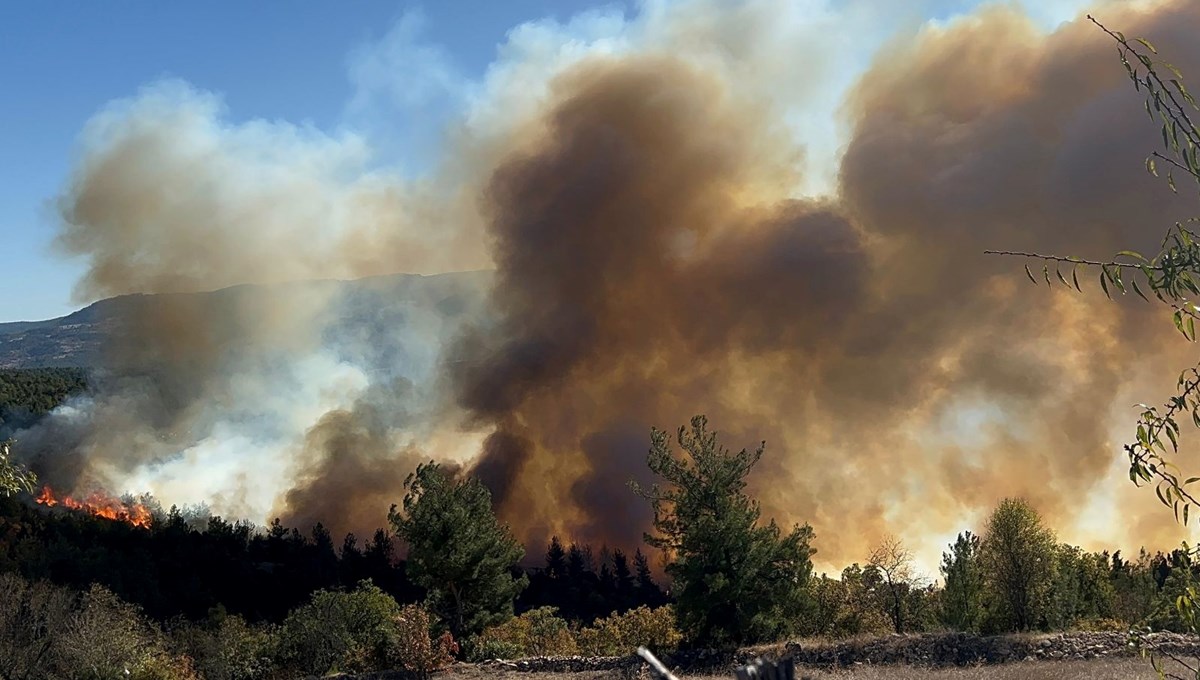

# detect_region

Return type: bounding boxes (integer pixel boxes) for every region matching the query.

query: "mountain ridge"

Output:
[0,270,491,369]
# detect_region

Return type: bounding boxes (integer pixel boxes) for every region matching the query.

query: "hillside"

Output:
[0,270,491,369]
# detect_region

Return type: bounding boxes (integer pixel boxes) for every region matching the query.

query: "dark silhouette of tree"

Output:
[545,536,567,580]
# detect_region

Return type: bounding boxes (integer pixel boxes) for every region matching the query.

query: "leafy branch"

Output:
[0,440,36,498]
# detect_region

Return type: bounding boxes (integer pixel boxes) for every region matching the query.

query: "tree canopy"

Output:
[634,415,816,647]
[389,461,527,639]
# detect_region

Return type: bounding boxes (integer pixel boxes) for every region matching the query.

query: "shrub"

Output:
[0,573,192,679]
[170,611,276,680]
[130,651,201,680]
[58,584,160,679]
[467,607,577,660]
[277,580,402,675]
[385,604,457,677]
[577,606,682,656]
[1076,617,1127,632]
[464,636,523,662]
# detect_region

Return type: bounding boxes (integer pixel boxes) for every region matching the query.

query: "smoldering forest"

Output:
[13,0,1200,570]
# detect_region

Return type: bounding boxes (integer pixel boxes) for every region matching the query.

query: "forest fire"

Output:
[35,486,153,528]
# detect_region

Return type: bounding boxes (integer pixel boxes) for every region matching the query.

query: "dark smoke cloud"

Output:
[453,1,1200,566]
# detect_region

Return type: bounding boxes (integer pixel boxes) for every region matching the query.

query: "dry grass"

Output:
[441,657,1190,680]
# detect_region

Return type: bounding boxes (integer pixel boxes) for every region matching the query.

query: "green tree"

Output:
[979,498,1057,632]
[0,440,36,498]
[1046,544,1117,630]
[940,531,984,631]
[389,461,527,639]
[633,415,816,647]
[277,580,401,675]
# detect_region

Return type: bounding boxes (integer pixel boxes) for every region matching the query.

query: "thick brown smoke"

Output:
[454,0,1200,567]
[27,0,1200,570]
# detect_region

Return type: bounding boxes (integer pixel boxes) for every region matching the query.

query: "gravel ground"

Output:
[440,657,1187,680]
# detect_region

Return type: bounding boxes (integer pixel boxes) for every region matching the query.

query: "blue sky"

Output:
[0,1,607,322]
[0,0,1089,322]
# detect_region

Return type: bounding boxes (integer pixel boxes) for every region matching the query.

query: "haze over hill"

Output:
[0,271,490,370]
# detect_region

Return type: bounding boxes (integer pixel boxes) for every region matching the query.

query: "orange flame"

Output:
[35,486,152,528]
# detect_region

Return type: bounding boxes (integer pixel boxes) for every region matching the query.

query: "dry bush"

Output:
[468,607,578,660]
[577,606,683,656]
[387,604,458,676]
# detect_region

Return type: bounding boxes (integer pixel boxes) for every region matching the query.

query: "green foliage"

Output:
[169,609,276,680]
[0,439,35,498]
[129,650,201,680]
[940,531,984,631]
[390,461,527,639]
[978,498,1057,632]
[0,367,88,430]
[808,567,891,638]
[576,605,682,656]
[464,635,523,662]
[1111,549,1159,626]
[466,607,578,660]
[1046,545,1117,631]
[276,580,402,676]
[0,572,196,680]
[635,415,816,647]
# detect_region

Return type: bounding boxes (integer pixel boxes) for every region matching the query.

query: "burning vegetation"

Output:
[35,485,152,528]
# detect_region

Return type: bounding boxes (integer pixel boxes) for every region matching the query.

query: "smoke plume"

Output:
[17,0,1200,571]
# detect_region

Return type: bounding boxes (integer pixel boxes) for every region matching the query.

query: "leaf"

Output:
[1072,266,1081,292]
[1136,37,1158,54]
[1132,279,1150,301]
[1025,264,1037,284]
[1056,268,1069,288]
[1188,315,1195,341]
[1101,271,1111,299]
[1148,156,1159,177]
[1117,250,1148,262]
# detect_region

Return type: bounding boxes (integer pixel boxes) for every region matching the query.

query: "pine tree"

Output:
[390,461,528,638]
[545,536,567,580]
[940,531,983,631]
[633,548,666,607]
[612,549,635,611]
[635,415,816,647]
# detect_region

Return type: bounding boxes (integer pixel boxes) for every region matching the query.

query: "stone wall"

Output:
[474,631,1200,674]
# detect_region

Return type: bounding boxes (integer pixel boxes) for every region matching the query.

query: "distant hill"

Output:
[0,271,491,369]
